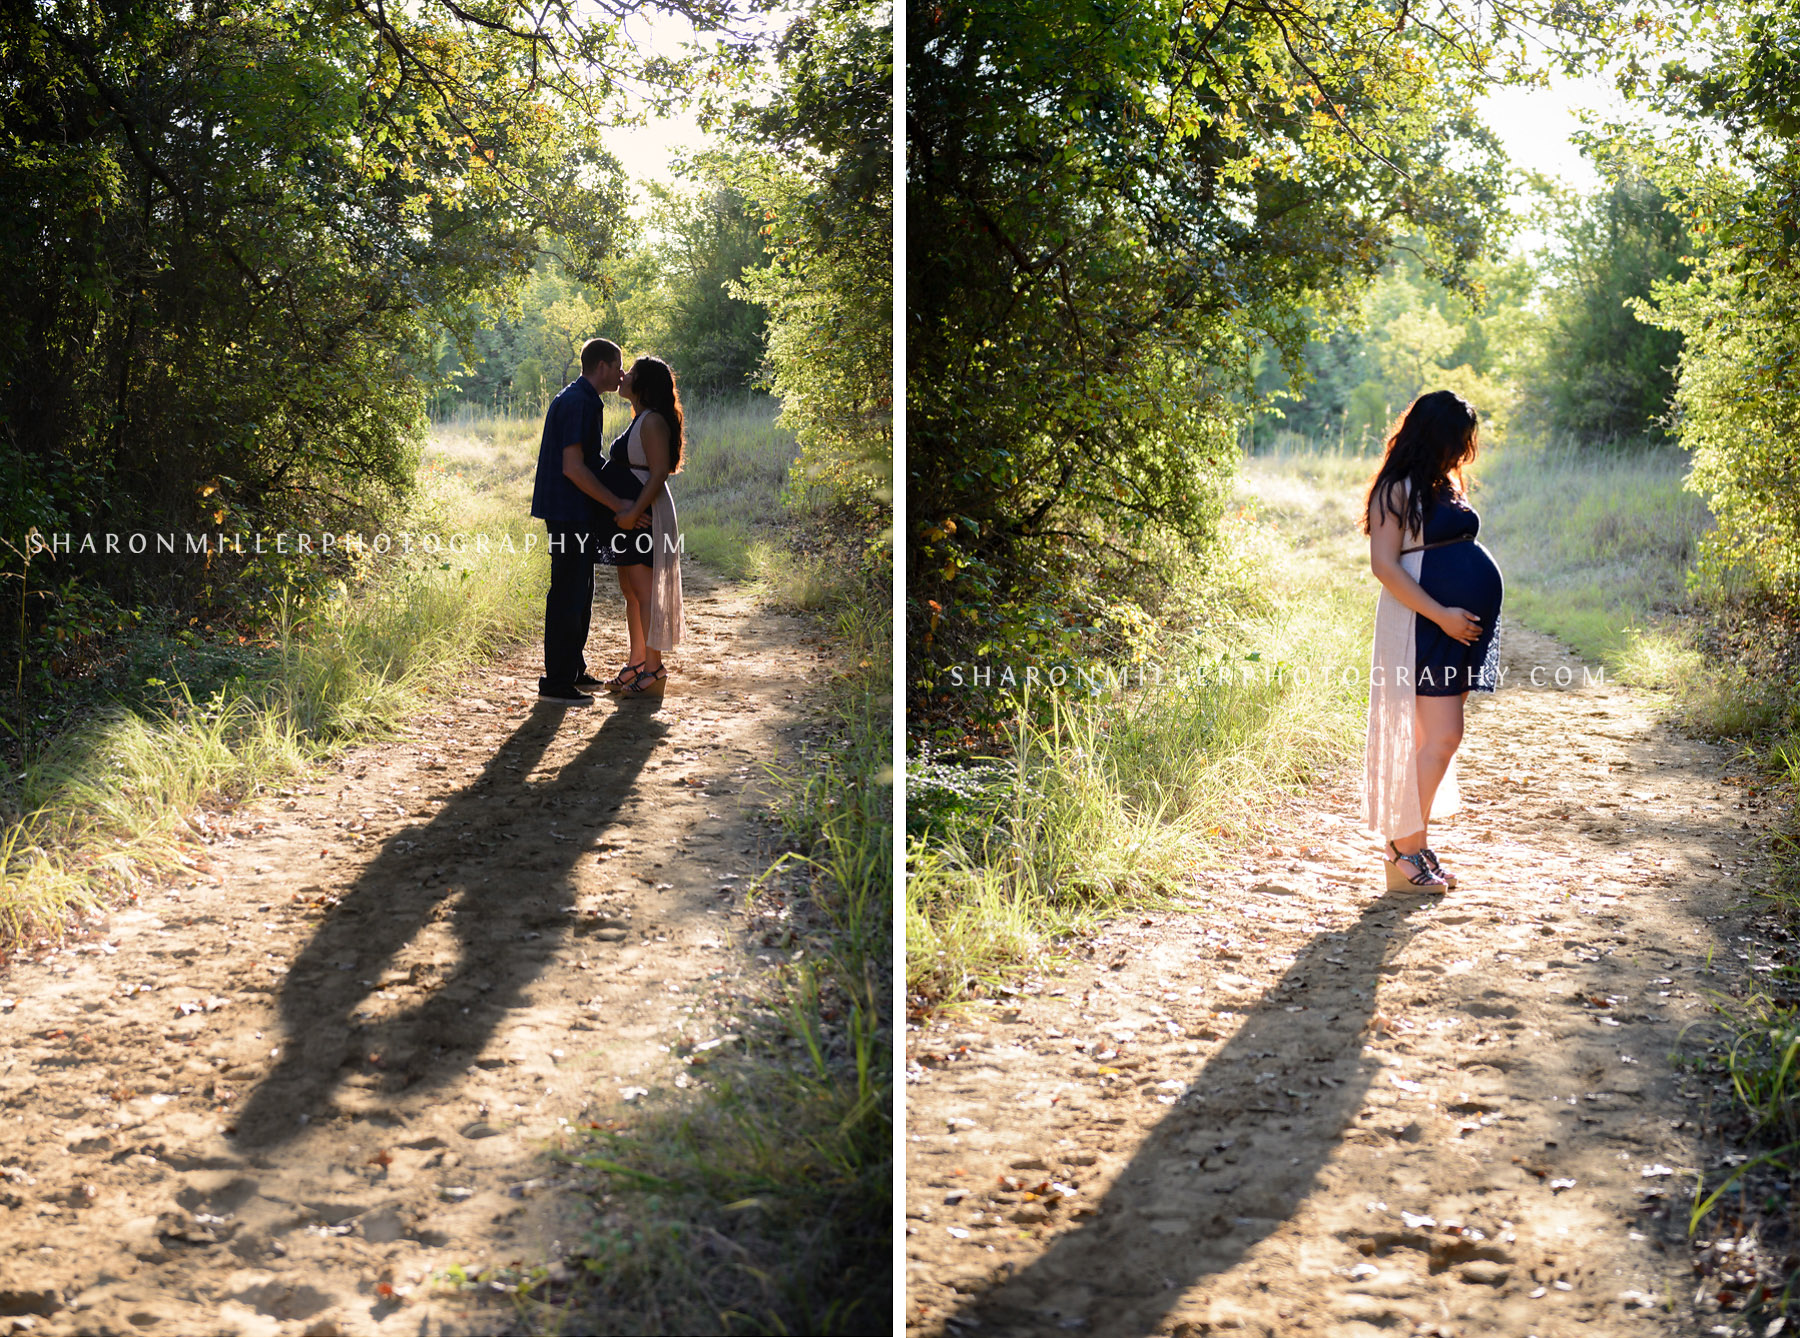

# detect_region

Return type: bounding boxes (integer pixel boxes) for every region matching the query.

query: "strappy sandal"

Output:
[1417,846,1457,889]
[602,662,644,693]
[1385,840,1449,892]
[620,664,667,695]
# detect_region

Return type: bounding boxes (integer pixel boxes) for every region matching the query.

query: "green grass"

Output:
[1449,437,1800,754]
[1717,992,1800,1149]
[907,442,1379,1007]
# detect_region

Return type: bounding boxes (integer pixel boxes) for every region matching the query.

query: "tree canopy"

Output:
[1527,167,1689,442]
[1615,0,1800,606]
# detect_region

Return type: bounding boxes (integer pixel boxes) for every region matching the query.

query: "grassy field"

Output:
[1464,435,1800,742]
[1471,443,1704,661]
[1471,440,1722,696]
[431,396,839,596]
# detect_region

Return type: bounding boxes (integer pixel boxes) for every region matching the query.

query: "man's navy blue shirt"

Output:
[530,377,601,534]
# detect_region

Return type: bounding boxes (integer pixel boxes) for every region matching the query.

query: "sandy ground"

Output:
[0,564,831,1336]
[905,623,1789,1337]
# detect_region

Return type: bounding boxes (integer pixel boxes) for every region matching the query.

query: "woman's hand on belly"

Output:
[1433,606,1483,644]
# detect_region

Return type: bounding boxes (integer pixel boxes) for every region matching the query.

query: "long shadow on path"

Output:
[232,700,667,1147]
[956,892,1435,1337]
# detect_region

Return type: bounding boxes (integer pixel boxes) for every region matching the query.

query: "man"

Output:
[529,337,631,705]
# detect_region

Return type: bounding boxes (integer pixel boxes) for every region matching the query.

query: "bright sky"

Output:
[1472,33,1704,206]
[1476,74,1621,196]
[601,9,714,210]
[602,4,800,212]
[1472,64,1694,257]
[605,112,711,207]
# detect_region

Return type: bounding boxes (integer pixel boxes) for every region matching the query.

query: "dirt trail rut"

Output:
[0,566,827,1336]
[906,623,1786,1337]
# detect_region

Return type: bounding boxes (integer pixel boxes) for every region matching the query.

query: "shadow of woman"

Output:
[950,891,1436,1337]
[231,701,668,1147]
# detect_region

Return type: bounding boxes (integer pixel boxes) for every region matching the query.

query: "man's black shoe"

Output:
[573,673,606,692]
[537,683,594,707]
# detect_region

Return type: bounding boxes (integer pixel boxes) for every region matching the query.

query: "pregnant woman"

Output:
[1360,390,1503,892]
[590,355,685,693]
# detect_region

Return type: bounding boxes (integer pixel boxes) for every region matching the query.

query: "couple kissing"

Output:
[528,337,686,706]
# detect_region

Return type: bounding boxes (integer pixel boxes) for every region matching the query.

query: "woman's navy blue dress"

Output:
[1413,481,1503,695]
[584,425,653,568]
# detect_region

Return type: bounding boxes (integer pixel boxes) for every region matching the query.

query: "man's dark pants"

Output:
[541,531,593,690]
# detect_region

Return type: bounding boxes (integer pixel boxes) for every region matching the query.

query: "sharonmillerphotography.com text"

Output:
[944,660,1608,692]
[23,530,683,558]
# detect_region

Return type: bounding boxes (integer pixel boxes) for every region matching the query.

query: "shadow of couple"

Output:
[230,696,668,1147]
[945,890,1439,1337]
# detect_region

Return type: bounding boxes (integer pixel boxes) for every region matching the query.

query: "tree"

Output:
[1255,250,1538,451]
[1622,0,1800,605]
[720,0,892,522]
[512,357,545,406]
[1526,168,1690,442]
[616,180,771,397]
[429,257,611,413]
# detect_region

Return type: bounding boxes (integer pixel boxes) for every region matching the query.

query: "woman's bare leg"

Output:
[1393,691,1467,854]
[624,564,661,673]
[616,568,647,668]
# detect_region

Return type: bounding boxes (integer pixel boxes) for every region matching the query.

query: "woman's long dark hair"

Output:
[1359,390,1480,539]
[629,355,685,474]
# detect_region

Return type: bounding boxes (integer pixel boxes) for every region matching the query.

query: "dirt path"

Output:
[905,622,1788,1337]
[0,565,828,1336]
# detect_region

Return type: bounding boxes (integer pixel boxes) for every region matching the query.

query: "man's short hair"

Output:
[580,338,622,374]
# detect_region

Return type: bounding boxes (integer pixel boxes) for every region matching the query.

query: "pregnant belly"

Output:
[600,457,643,502]
[1419,541,1503,619]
